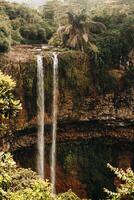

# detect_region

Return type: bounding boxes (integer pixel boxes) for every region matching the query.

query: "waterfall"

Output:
[37,55,45,179]
[51,53,59,194]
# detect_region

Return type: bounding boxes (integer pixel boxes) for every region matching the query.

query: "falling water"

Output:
[51,53,59,194]
[37,55,45,179]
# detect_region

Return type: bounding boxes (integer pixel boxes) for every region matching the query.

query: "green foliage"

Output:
[96,30,122,66]
[41,0,68,26]
[0,18,11,52]
[57,190,81,200]
[105,164,134,200]
[0,1,56,52]
[20,24,46,44]
[11,29,23,45]
[0,152,80,200]
[8,180,54,200]
[0,152,15,199]
[93,7,134,66]
[0,71,21,119]
[0,36,10,53]
[49,10,106,52]
[0,70,21,134]
[49,33,63,47]
[89,4,134,93]
[0,152,53,200]
[64,153,77,171]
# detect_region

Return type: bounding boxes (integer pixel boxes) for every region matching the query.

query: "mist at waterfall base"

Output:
[37,55,45,179]
[51,53,59,194]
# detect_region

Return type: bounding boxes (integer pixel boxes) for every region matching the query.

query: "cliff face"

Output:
[0,45,90,127]
[0,45,134,152]
[0,45,134,129]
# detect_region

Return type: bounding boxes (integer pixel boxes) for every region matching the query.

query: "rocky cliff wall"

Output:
[0,45,134,144]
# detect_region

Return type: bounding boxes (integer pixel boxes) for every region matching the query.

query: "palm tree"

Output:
[55,10,106,52]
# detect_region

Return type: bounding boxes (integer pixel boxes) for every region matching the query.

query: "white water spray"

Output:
[51,53,59,194]
[37,55,45,179]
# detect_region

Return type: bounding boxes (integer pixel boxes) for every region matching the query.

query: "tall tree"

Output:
[50,10,106,52]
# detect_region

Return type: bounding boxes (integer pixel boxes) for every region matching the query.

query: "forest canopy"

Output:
[0,0,56,51]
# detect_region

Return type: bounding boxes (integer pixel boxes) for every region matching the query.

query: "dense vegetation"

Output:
[47,0,134,93]
[0,0,56,52]
[90,5,134,93]
[0,71,21,135]
[0,152,80,200]
[105,164,134,199]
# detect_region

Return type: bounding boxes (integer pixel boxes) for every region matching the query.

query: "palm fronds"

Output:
[50,10,106,52]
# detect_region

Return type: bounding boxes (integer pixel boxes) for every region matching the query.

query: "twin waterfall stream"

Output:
[37,53,58,194]
[37,55,44,179]
[51,53,59,194]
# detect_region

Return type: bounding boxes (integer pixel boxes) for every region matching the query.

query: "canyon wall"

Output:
[0,46,134,127]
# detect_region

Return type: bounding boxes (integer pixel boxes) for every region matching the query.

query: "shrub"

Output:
[0,152,80,200]
[104,164,134,200]
[0,71,21,134]
[57,190,81,200]
[0,71,21,119]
